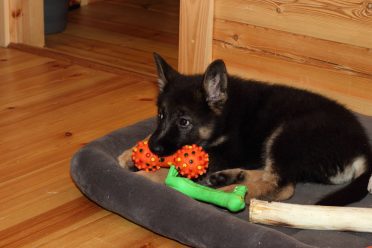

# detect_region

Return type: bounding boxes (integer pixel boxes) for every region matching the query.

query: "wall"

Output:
[178,0,214,74]
[0,0,10,47]
[213,0,372,115]
[0,0,44,47]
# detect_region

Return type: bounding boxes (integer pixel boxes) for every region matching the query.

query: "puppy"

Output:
[119,53,372,206]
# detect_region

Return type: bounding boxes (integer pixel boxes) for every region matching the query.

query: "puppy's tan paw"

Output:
[118,149,134,169]
[136,168,169,183]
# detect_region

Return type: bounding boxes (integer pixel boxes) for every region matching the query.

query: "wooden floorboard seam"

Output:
[8,43,155,79]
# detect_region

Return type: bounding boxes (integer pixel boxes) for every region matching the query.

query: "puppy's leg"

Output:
[135,168,169,184]
[118,149,168,183]
[117,135,168,183]
[207,168,295,203]
[117,135,152,169]
[118,148,135,169]
[206,168,261,187]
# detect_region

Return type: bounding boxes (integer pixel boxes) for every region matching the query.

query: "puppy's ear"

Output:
[203,59,228,114]
[153,53,178,92]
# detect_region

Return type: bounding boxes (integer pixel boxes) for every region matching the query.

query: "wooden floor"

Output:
[0,1,187,247]
[0,47,186,247]
[45,0,179,77]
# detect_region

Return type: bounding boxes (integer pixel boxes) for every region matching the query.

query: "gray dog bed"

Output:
[71,114,372,248]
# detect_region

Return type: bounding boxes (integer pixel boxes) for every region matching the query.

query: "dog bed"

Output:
[71,113,372,248]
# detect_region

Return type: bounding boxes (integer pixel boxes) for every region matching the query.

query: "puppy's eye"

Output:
[179,118,190,127]
[158,112,164,120]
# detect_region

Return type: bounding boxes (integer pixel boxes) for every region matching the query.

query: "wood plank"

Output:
[8,0,44,47]
[67,14,178,45]
[59,23,178,59]
[0,65,117,122]
[0,161,83,231]
[0,197,101,247]
[9,43,155,78]
[178,0,214,74]
[0,53,53,74]
[0,0,10,47]
[29,213,181,248]
[45,33,161,76]
[214,18,372,78]
[104,0,180,17]
[215,0,372,48]
[213,41,372,116]
[72,1,179,35]
[0,59,71,85]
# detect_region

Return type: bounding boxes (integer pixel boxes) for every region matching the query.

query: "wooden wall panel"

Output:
[214,19,372,78]
[212,0,372,115]
[0,0,10,47]
[214,41,372,115]
[215,0,372,48]
[9,0,44,47]
[178,0,213,74]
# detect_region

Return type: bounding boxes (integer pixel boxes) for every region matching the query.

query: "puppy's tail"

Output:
[316,169,372,206]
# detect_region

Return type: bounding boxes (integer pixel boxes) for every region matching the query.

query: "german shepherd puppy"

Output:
[119,53,372,206]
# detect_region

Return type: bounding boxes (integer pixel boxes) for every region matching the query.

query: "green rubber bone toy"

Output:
[165,166,247,212]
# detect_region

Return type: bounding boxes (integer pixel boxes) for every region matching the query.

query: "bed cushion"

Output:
[71,113,372,248]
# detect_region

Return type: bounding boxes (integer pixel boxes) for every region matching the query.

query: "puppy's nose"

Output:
[150,144,164,155]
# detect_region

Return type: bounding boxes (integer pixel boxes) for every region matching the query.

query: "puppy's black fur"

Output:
[149,53,372,205]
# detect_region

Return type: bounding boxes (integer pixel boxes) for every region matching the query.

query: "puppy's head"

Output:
[148,53,229,156]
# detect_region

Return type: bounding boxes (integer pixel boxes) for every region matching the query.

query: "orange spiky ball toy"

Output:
[132,140,209,179]
[173,144,209,179]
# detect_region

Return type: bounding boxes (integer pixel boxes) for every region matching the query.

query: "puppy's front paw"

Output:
[206,169,245,187]
[118,149,136,170]
[207,172,229,187]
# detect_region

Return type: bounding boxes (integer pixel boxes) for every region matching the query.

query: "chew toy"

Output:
[249,199,372,233]
[131,140,173,172]
[132,140,209,179]
[174,144,209,178]
[165,166,247,212]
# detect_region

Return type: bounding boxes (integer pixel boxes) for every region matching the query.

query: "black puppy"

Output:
[120,53,372,205]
